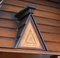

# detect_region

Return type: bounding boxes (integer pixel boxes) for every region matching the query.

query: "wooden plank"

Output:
[3,0,60,14]
[1,4,22,13]
[34,10,60,21]
[1,11,60,27]
[0,28,17,38]
[0,19,17,28]
[0,11,15,20]
[42,33,60,43]
[1,4,60,20]
[0,48,60,55]
[51,0,60,3]
[0,37,15,47]
[0,53,50,58]
[35,16,60,27]
[35,4,60,15]
[19,0,60,9]
[38,25,60,34]
[46,41,60,51]
[0,16,60,33]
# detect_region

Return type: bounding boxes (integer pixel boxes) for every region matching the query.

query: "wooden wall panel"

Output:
[1,4,60,20]
[0,53,50,58]
[1,4,22,13]
[4,0,60,14]
[34,10,60,20]
[0,12,60,34]
[38,25,60,34]
[42,33,60,43]
[0,11,15,20]
[46,42,60,51]
[0,11,60,27]
[35,16,60,27]
[0,19,17,28]
[0,37,15,47]
[0,0,60,51]
[0,28,16,38]
[19,0,60,9]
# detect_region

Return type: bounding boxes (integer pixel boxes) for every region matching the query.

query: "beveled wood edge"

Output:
[0,48,60,55]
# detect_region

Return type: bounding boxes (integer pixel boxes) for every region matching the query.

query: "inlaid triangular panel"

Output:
[20,21,42,48]
[26,30,36,44]
[16,16,43,49]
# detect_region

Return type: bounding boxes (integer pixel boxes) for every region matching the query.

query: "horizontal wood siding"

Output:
[0,19,17,28]
[0,37,15,47]
[0,0,60,51]
[0,28,16,38]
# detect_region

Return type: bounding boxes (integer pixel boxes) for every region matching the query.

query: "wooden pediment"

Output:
[17,16,42,49]
[15,12,46,50]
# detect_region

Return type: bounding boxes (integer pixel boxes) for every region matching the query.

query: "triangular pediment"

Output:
[20,20,42,49]
[15,15,46,50]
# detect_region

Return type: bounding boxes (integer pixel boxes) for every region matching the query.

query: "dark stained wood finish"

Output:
[35,16,60,27]
[1,4,60,20]
[0,48,60,55]
[0,37,15,47]
[4,0,60,11]
[0,19,17,28]
[0,28,16,38]
[46,42,60,51]
[0,11,15,20]
[42,33,60,43]
[0,0,60,52]
[19,0,60,9]
[38,25,60,34]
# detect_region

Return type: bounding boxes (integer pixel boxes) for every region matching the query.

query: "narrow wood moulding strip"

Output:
[0,48,60,55]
